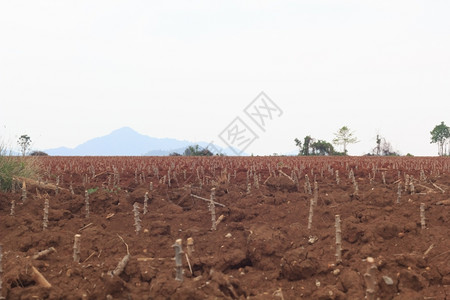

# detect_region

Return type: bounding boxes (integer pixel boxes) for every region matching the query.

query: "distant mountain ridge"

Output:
[45,127,242,156]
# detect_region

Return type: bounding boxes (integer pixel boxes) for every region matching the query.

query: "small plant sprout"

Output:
[353,181,359,196]
[404,174,409,192]
[382,172,386,185]
[335,215,342,264]
[196,168,201,183]
[153,166,159,180]
[313,181,318,205]
[69,182,74,195]
[348,169,354,180]
[307,198,314,231]
[254,174,259,189]
[293,173,300,191]
[396,182,401,204]
[55,175,60,195]
[85,190,90,218]
[43,196,49,231]
[133,202,141,234]
[420,169,426,181]
[349,170,355,184]
[10,198,15,216]
[420,203,426,229]
[143,192,149,215]
[186,237,194,256]
[364,257,377,300]
[0,244,3,299]
[73,234,81,263]
[409,177,415,194]
[173,239,183,282]
[167,169,171,187]
[113,167,120,186]
[209,188,217,231]
[21,181,27,202]
[305,175,312,194]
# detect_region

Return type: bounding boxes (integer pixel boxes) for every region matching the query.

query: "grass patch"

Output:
[0,144,40,191]
[87,187,99,195]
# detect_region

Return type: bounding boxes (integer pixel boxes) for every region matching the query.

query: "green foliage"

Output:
[17,134,32,156]
[183,145,213,156]
[0,144,39,191]
[310,140,335,155]
[430,121,450,156]
[87,187,99,194]
[295,136,313,156]
[295,136,342,156]
[103,186,121,194]
[30,151,48,156]
[332,126,358,154]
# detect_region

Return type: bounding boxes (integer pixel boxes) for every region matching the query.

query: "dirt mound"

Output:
[265,175,298,192]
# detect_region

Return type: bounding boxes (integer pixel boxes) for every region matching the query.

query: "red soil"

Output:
[0,156,449,299]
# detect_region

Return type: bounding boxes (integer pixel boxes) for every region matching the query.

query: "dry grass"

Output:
[0,144,41,191]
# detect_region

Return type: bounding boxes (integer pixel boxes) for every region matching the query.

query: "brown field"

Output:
[0,156,449,299]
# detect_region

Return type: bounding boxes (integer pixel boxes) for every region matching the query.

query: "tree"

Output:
[295,136,313,156]
[30,151,48,156]
[430,122,450,156]
[311,140,335,156]
[295,136,341,156]
[183,145,213,156]
[332,126,358,154]
[17,135,32,156]
[379,139,398,156]
[374,134,382,156]
[371,135,399,156]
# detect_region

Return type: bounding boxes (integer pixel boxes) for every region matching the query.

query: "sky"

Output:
[1,0,449,156]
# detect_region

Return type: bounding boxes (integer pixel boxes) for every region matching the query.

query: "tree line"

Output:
[294,122,450,156]
[11,121,450,157]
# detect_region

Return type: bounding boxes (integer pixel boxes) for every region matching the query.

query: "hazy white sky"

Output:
[1,1,449,155]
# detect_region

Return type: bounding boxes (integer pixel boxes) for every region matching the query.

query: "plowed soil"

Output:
[0,156,449,299]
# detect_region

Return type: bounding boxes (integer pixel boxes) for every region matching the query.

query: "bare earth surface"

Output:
[0,156,449,299]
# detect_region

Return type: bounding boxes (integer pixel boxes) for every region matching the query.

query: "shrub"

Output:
[30,151,49,156]
[0,144,40,191]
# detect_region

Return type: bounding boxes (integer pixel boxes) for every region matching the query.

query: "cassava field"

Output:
[0,156,449,300]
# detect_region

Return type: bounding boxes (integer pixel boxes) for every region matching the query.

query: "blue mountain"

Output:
[45,127,245,156]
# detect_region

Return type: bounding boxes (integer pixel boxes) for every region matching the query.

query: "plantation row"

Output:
[0,156,449,299]
[33,156,450,190]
